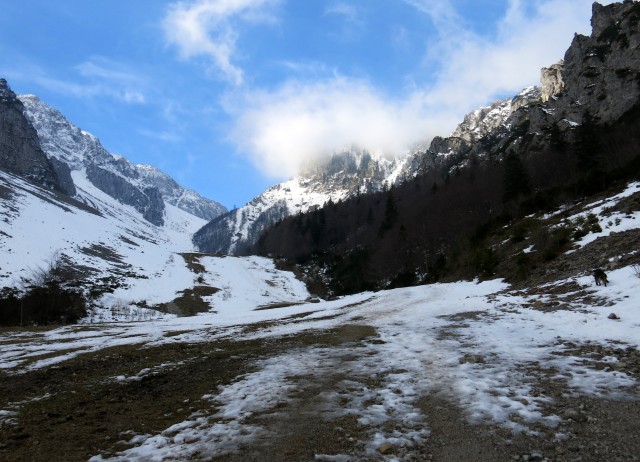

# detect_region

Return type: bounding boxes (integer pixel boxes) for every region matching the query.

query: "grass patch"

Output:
[157,286,220,317]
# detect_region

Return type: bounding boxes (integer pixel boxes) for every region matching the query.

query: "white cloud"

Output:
[225,78,451,178]
[163,0,280,85]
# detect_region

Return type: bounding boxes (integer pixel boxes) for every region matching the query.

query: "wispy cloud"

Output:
[324,2,359,23]
[323,2,365,41]
[74,57,147,103]
[138,128,182,142]
[163,0,280,85]
[3,56,147,104]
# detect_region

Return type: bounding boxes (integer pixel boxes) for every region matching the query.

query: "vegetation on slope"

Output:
[255,103,640,297]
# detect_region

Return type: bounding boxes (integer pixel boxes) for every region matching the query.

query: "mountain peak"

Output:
[18,92,227,224]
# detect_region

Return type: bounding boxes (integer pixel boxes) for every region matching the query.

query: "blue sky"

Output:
[0,0,609,209]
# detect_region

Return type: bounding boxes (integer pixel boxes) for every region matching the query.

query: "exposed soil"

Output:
[1,319,639,462]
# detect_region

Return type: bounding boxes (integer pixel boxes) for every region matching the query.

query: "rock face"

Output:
[86,163,165,226]
[0,79,71,193]
[136,165,227,221]
[412,0,640,178]
[18,94,227,225]
[541,60,565,102]
[558,1,640,124]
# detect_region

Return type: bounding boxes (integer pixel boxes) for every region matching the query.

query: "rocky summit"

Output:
[18,94,227,225]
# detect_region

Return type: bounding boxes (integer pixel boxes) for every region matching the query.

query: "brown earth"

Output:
[1,317,639,461]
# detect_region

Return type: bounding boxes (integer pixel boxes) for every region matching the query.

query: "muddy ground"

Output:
[1,320,639,462]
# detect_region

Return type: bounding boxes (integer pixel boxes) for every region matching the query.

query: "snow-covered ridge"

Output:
[193,147,414,254]
[451,86,541,143]
[18,95,227,223]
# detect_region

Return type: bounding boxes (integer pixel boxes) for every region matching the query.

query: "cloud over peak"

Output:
[165,0,614,180]
[225,77,444,178]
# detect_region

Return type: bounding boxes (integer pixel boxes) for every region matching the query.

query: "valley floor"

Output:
[1,267,639,461]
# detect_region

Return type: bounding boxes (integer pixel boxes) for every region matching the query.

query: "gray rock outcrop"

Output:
[541,60,565,102]
[0,79,72,193]
[86,163,165,226]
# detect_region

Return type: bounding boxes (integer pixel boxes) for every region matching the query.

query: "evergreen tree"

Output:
[502,152,531,202]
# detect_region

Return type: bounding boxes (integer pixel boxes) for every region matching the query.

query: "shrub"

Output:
[511,217,541,243]
[532,225,573,261]
[473,246,498,277]
[570,213,602,240]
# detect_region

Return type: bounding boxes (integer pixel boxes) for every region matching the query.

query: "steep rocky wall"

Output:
[0,79,72,193]
[560,1,640,124]
[86,164,165,226]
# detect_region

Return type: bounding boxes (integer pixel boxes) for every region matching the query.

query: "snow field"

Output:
[75,272,638,460]
[2,268,639,460]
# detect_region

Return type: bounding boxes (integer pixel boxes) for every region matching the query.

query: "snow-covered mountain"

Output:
[0,165,309,321]
[0,162,202,305]
[193,147,416,254]
[193,87,542,255]
[0,78,244,317]
[19,94,227,224]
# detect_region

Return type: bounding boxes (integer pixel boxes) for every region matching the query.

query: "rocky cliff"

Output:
[414,1,640,177]
[559,1,640,124]
[0,79,72,194]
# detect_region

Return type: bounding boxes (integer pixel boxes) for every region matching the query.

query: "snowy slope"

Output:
[0,168,309,319]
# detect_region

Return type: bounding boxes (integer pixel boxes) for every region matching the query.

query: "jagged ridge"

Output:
[18,95,227,224]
